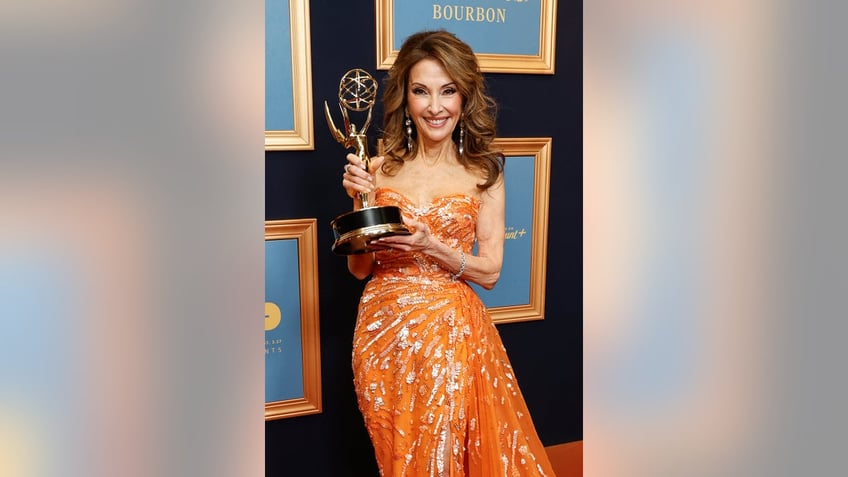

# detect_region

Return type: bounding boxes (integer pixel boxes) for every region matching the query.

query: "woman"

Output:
[341,30,555,476]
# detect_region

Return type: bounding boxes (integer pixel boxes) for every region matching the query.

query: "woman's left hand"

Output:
[372,216,434,253]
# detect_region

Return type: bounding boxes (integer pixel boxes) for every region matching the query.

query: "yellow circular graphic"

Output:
[265,302,281,331]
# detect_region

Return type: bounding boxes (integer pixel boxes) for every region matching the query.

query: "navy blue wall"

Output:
[266,1,581,474]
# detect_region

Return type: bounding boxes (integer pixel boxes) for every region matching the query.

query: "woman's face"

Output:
[406,57,463,147]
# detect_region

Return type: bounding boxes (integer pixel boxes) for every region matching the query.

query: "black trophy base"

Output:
[330,205,411,255]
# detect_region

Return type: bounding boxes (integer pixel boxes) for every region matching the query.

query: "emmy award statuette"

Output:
[326,68,410,255]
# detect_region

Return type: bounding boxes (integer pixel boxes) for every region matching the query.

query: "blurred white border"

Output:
[584,1,776,475]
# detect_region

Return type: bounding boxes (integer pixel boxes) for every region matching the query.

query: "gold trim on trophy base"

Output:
[331,223,410,255]
[330,205,411,255]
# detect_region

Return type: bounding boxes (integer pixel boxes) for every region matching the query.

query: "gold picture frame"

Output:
[266,0,314,150]
[265,219,321,420]
[486,138,552,324]
[376,0,557,74]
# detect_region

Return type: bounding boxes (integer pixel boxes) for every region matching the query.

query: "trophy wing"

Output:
[324,100,347,144]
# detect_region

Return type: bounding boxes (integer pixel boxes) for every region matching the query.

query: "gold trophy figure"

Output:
[326,68,410,255]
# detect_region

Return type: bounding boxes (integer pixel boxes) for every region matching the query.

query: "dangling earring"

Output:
[458,120,465,157]
[405,112,413,150]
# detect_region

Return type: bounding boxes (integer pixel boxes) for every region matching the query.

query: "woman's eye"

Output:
[411,88,427,95]
[443,88,457,95]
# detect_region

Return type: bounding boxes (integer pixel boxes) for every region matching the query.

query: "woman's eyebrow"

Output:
[408,81,457,88]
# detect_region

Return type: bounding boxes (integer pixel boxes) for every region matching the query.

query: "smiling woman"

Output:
[335,30,555,476]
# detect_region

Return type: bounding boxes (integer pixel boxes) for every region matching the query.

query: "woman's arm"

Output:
[347,251,375,280]
[342,153,385,280]
[346,194,376,279]
[461,176,505,289]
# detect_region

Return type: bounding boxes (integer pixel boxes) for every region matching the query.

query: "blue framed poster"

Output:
[472,138,552,323]
[266,0,314,150]
[376,0,557,74]
[265,219,321,420]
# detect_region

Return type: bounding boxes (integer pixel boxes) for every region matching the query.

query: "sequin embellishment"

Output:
[351,188,555,476]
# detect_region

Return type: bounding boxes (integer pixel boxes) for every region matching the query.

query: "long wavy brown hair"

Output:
[380,30,504,190]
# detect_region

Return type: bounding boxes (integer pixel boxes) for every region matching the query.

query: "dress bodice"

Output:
[371,187,479,280]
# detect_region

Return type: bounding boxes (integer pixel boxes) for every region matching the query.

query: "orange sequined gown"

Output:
[352,188,555,476]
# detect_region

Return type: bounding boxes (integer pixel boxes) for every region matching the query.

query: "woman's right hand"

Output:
[342,153,384,199]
